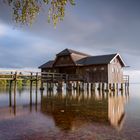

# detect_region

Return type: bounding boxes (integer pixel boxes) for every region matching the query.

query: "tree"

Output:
[4,0,75,26]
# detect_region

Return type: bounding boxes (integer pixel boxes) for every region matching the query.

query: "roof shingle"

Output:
[39,60,54,68]
[76,54,117,65]
[57,48,90,57]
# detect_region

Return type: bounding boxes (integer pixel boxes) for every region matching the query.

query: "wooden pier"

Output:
[0,70,129,95]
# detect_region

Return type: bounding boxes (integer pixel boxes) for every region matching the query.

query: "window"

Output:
[112,68,115,73]
[101,67,105,71]
[86,68,90,71]
[93,67,97,71]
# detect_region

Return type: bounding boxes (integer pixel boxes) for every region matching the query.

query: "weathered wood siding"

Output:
[108,56,123,83]
[54,55,75,67]
[40,53,124,83]
[41,68,58,73]
[76,65,108,83]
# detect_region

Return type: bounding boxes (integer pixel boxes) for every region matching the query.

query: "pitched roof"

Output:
[38,60,54,68]
[39,49,126,69]
[56,48,90,57]
[76,54,118,65]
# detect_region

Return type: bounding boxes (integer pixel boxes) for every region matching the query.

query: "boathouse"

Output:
[39,48,126,83]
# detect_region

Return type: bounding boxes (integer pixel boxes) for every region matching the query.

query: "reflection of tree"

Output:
[41,90,129,131]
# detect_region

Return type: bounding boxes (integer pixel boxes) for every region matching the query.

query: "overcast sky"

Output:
[0,0,140,71]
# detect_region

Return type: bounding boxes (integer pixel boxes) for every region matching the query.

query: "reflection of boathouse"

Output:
[41,91,129,131]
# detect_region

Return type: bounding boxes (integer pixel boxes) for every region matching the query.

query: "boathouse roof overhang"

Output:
[39,50,126,69]
[76,53,126,67]
[38,60,54,69]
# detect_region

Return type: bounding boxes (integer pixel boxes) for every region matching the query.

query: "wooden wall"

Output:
[76,65,108,83]
[54,55,75,67]
[108,56,123,83]
[41,55,124,83]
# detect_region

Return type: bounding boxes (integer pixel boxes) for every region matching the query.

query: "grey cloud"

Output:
[0,0,140,69]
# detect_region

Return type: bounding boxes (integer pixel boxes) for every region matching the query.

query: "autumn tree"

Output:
[4,0,75,26]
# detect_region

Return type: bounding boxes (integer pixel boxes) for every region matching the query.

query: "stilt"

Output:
[67,81,72,91]
[13,72,17,93]
[9,80,12,107]
[105,83,109,92]
[30,72,33,93]
[81,82,84,91]
[30,73,33,112]
[116,83,118,95]
[40,81,44,90]
[98,83,101,91]
[109,83,112,90]
[102,83,105,91]
[120,83,124,91]
[57,82,63,92]
[120,83,124,95]
[13,73,17,115]
[35,72,38,91]
[87,83,89,91]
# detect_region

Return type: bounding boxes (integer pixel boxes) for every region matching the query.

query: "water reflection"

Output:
[40,90,129,131]
[0,86,129,131]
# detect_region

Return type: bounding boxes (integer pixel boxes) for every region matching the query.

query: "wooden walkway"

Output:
[0,70,129,94]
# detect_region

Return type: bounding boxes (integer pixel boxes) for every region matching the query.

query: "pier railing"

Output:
[0,70,130,84]
[0,70,129,94]
[123,75,129,84]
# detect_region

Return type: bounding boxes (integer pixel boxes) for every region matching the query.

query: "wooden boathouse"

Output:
[39,49,127,83]
[39,48,129,92]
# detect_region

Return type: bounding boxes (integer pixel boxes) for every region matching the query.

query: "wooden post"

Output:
[67,81,72,91]
[116,83,118,95]
[9,80,12,107]
[121,83,124,95]
[76,81,78,91]
[47,82,49,90]
[13,72,17,115]
[91,83,93,91]
[109,83,112,90]
[112,83,115,91]
[125,83,127,95]
[106,83,109,92]
[13,72,17,94]
[40,81,44,90]
[112,83,116,96]
[57,82,63,92]
[36,72,38,91]
[80,82,84,91]
[98,83,101,91]
[87,83,89,91]
[35,84,38,112]
[30,72,33,93]
[51,74,54,91]
[13,88,16,115]
[102,83,105,91]
[65,74,69,90]
[127,76,129,95]
[121,83,123,90]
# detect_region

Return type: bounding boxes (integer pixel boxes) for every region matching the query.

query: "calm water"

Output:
[0,84,140,140]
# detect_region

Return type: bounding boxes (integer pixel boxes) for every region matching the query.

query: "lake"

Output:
[0,84,140,140]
